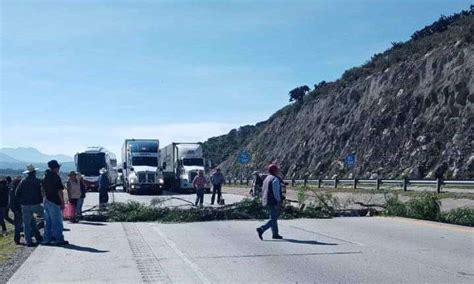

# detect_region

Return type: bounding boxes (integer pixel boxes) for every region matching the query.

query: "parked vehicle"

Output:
[74,146,118,191]
[160,142,211,192]
[122,139,163,195]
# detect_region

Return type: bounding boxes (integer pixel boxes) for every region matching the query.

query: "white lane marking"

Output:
[152,226,211,284]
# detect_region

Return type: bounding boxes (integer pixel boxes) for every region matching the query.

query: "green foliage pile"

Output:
[105,197,334,223]
[384,193,474,226]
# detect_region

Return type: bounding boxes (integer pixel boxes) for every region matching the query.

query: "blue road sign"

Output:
[345,154,356,168]
[239,151,251,165]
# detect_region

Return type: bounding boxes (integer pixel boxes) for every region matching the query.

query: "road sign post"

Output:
[238,151,251,185]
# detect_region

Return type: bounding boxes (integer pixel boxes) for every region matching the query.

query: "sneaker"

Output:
[256,228,263,240]
[272,235,283,240]
[51,240,69,246]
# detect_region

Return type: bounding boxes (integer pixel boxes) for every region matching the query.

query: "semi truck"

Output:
[160,142,211,192]
[74,146,118,191]
[121,139,163,195]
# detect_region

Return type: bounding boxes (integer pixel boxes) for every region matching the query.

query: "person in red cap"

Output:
[256,164,283,240]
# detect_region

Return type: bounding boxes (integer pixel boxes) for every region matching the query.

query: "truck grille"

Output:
[138,173,155,183]
[190,172,197,182]
[138,173,146,183]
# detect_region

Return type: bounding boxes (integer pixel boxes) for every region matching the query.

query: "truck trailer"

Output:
[160,142,210,192]
[121,139,163,195]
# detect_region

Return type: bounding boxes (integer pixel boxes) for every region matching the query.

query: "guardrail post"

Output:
[291,178,295,187]
[376,178,381,191]
[318,179,322,188]
[240,177,243,185]
[353,178,358,189]
[304,178,307,189]
[436,178,443,194]
[246,178,249,186]
[334,177,338,189]
[403,177,408,192]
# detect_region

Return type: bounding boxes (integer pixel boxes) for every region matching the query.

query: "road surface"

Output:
[8,216,474,283]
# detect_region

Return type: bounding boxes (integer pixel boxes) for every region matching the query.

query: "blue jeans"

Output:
[195,188,204,205]
[0,207,6,231]
[21,204,43,244]
[76,198,84,217]
[260,205,279,236]
[13,211,23,242]
[43,199,64,243]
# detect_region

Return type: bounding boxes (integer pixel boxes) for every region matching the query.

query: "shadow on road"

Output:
[78,221,107,226]
[61,244,109,253]
[268,238,338,246]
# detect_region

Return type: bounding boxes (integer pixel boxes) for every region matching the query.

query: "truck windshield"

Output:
[132,157,158,167]
[182,158,204,166]
[77,153,106,176]
[129,141,158,153]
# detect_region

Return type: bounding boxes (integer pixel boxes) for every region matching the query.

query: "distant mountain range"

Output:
[0,147,75,171]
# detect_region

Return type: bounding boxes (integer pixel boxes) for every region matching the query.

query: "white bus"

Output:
[74,146,118,191]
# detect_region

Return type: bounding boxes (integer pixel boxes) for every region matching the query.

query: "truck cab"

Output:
[122,139,164,195]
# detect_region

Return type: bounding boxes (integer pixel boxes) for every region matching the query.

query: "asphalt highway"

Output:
[8,192,474,283]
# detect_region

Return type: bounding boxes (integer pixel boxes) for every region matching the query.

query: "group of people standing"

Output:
[192,168,225,206]
[0,160,73,246]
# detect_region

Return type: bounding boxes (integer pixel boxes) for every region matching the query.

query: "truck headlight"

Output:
[130,177,138,184]
[158,178,164,184]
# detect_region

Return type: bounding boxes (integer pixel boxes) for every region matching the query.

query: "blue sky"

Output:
[0,0,471,156]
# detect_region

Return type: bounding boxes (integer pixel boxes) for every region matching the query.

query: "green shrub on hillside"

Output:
[406,194,441,221]
[439,207,474,227]
[385,194,407,217]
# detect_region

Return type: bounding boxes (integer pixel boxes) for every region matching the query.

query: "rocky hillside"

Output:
[204,10,474,179]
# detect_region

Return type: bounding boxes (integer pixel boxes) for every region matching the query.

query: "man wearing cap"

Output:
[256,164,284,240]
[15,165,44,246]
[42,160,68,246]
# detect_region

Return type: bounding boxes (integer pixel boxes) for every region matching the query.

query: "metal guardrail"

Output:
[226,176,474,193]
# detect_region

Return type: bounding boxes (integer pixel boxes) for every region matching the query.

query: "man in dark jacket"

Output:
[16,165,44,246]
[210,168,225,205]
[98,168,110,210]
[3,176,14,226]
[256,164,283,240]
[0,179,8,235]
[9,177,23,244]
[42,160,68,246]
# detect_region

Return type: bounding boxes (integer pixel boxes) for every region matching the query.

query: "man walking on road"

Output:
[256,164,283,240]
[210,168,225,205]
[192,170,208,207]
[15,165,44,246]
[42,160,68,246]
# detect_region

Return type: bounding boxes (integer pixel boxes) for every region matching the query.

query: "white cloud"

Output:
[0,122,242,158]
